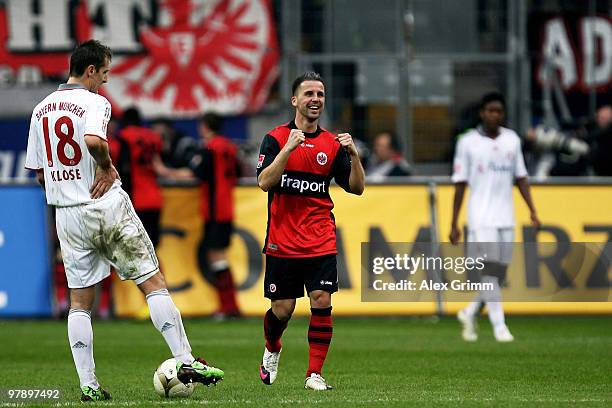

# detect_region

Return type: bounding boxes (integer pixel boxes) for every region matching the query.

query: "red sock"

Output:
[307,306,333,376]
[264,308,288,352]
[215,268,240,315]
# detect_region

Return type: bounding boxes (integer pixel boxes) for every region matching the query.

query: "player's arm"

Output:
[257,129,305,192]
[450,182,466,244]
[25,112,45,190]
[187,148,213,181]
[514,138,540,230]
[85,135,119,199]
[153,154,195,180]
[35,170,45,190]
[516,177,541,230]
[84,97,118,199]
[336,133,365,195]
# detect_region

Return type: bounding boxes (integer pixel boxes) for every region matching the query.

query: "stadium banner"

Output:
[0,0,279,118]
[113,184,437,317]
[113,184,612,317]
[528,13,612,118]
[436,184,612,314]
[0,185,52,317]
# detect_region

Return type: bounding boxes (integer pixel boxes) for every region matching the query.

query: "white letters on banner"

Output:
[539,16,612,90]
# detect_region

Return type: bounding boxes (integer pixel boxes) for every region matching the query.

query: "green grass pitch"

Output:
[0,316,610,407]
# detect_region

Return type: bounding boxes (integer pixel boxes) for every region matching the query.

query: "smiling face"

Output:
[292,80,325,122]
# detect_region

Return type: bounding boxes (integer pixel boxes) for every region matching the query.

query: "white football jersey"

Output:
[452,126,528,228]
[25,83,118,207]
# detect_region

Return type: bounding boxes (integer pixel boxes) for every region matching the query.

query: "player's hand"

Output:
[285,129,306,152]
[336,133,358,157]
[90,164,119,199]
[449,225,461,245]
[530,212,542,231]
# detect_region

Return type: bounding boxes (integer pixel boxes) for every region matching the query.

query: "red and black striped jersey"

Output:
[114,125,163,210]
[257,121,352,258]
[190,135,239,223]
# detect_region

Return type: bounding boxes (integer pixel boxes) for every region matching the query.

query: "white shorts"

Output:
[467,227,514,265]
[55,188,159,288]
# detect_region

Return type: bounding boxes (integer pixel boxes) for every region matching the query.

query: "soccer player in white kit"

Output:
[24,40,224,401]
[449,92,541,343]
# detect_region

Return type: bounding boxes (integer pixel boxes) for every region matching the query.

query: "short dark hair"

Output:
[122,106,142,127]
[200,112,223,133]
[69,40,112,77]
[291,72,325,96]
[480,92,505,110]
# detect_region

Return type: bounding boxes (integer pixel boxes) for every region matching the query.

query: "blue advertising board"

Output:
[0,185,52,317]
[0,119,33,181]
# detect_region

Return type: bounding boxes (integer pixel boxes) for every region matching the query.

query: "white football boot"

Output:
[494,326,514,342]
[260,348,281,385]
[305,373,333,391]
[457,309,478,342]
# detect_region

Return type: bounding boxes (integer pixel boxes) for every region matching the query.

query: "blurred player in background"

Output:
[112,106,191,249]
[24,40,223,402]
[189,113,241,319]
[450,92,541,343]
[109,107,191,319]
[256,72,365,390]
[151,117,199,169]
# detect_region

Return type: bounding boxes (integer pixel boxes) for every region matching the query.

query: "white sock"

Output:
[481,276,506,330]
[67,309,98,389]
[464,296,482,317]
[146,289,194,365]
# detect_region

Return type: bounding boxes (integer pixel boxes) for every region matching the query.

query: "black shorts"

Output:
[201,221,233,249]
[264,254,338,300]
[136,209,161,248]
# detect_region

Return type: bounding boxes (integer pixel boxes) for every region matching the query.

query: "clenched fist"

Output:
[285,129,306,152]
[336,133,358,157]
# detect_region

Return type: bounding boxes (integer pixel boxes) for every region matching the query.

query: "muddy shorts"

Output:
[55,188,159,288]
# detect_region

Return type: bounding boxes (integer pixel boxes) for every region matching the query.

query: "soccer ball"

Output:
[153,358,196,398]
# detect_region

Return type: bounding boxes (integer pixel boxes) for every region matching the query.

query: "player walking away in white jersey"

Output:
[24,40,224,402]
[449,92,541,343]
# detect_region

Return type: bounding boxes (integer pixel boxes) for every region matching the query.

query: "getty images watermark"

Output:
[371,253,489,292]
[360,242,612,302]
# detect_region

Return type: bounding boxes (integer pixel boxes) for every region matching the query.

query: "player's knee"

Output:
[271,301,295,321]
[69,287,96,311]
[309,290,331,308]
[138,271,167,295]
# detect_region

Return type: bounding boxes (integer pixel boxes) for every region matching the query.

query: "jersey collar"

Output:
[288,120,322,138]
[476,125,500,139]
[57,83,88,91]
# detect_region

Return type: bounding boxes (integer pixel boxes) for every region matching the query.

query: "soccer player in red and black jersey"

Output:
[112,107,192,246]
[256,72,365,390]
[112,107,165,245]
[189,113,241,318]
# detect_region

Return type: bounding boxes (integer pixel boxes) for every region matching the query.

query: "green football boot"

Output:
[176,357,224,386]
[80,386,112,402]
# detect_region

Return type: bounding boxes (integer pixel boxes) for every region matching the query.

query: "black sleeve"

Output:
[331,148,352,192]
[256,134,281,176]
[189,148,214,181]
